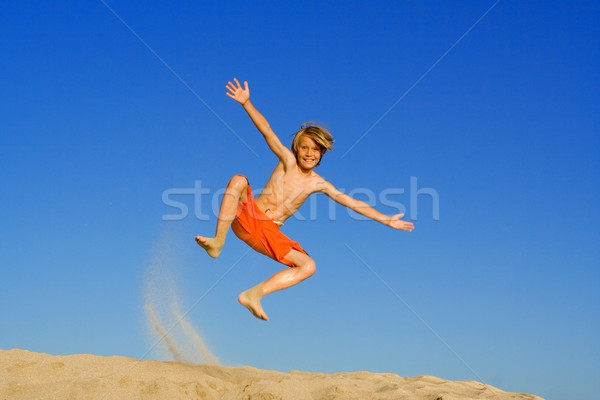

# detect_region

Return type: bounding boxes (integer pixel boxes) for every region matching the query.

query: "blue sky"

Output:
[1,1,598,399]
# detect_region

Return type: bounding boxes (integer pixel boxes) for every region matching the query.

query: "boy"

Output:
[196,78,414,321]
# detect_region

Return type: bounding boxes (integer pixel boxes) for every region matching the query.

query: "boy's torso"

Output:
[255,162,326,225]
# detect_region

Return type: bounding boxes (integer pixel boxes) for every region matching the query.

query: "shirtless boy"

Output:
[196,78,414,321]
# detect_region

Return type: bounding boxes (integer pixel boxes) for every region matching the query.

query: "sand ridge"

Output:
[0,349,543,400]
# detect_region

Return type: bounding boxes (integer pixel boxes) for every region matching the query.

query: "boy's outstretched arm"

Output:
[226,78,295,166]
[318,181,415,231]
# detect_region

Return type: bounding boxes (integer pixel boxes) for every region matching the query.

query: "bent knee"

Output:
[299,259,316,277]
[227,175,248,190]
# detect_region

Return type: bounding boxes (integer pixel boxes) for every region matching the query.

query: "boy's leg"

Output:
[195,175,248,258]
[238,249,315,321]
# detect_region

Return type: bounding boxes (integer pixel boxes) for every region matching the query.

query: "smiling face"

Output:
[290,124,334,170]
[296,135,323,171]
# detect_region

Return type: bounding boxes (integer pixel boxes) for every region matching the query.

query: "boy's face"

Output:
[297,136,322,170]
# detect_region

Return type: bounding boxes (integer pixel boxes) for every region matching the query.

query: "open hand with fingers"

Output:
[226,78,250,105]
[387,213,415,231]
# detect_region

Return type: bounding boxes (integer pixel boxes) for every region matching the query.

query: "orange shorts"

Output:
[231,182,306,268]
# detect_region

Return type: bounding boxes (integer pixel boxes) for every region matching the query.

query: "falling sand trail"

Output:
[144,230,220,365]
[144,303,188,363]
[173,308,219,365]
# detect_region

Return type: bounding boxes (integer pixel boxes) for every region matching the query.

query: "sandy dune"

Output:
[0,349,543,400]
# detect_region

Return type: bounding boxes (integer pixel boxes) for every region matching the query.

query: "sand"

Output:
[0,349,543,400]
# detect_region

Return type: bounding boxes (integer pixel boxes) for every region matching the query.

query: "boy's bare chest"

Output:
[266,177,312,201]
[259,170,318,211]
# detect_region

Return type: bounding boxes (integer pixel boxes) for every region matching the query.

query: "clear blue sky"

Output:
[1,1,598,399]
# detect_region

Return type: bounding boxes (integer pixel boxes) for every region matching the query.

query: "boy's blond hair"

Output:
[290,122,334,167]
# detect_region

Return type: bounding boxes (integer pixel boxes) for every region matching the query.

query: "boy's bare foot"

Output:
[238,284,269,321]
[195,236,223,258]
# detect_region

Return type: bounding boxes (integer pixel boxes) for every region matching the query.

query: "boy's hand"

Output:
[387,213,414,231]
[226,78,250,105]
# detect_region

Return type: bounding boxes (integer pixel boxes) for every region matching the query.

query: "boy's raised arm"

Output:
[226,79,294,165]
[318,181,415,231]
